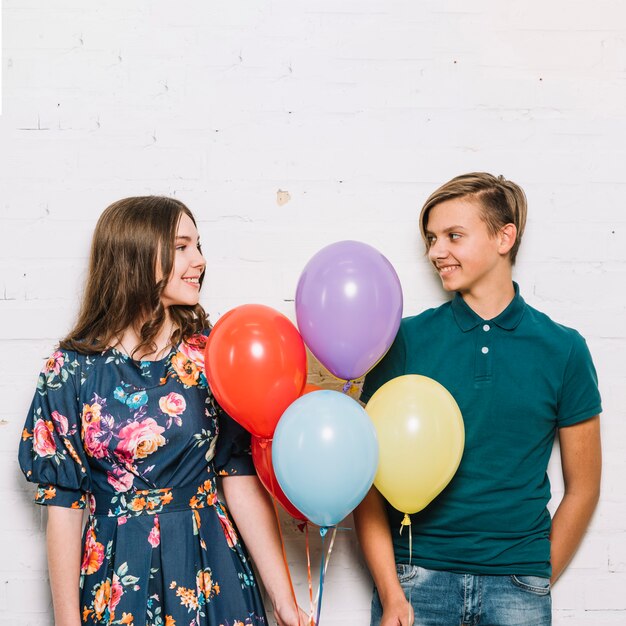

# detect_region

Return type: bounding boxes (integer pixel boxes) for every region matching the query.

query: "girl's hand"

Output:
[273,602,314,626]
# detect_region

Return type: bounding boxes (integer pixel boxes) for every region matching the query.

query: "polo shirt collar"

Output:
[451,282,526,332]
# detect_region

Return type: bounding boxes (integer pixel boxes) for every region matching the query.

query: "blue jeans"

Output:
[371,565,551,626]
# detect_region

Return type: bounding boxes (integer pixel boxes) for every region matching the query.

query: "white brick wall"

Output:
[1,1,624,624]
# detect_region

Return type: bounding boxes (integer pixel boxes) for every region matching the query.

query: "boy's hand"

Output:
[381,596,414,626]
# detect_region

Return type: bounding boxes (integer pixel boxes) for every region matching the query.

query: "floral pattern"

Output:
[81,526,106,575]
[19,334,267,626]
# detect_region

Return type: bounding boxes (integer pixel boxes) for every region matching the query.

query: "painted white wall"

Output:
[1,1,625,624]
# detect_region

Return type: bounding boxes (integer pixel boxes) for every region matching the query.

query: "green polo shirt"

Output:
[361,283,601,578]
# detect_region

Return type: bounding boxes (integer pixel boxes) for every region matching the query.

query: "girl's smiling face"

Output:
[160,213,206,308]
[425,197,513,296]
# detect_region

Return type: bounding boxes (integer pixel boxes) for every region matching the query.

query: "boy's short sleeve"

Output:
[557,331,602,427]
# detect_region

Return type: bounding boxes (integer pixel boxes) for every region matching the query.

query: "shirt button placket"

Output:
[475,324,493,382]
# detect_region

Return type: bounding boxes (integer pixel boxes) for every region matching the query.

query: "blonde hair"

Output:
[419,172,528,264]
[60,196,209,356]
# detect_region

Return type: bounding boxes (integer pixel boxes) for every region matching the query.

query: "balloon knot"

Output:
[257,437,272,449]
[319,526,330,538]
[296,522,307,533]
[399,513,411,535]
[342,380,353,394]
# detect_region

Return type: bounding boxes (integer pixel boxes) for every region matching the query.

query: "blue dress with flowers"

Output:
[18,333,267,626]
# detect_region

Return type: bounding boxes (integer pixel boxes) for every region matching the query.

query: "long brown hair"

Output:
[60,196,209,356]
[419,172,528,264]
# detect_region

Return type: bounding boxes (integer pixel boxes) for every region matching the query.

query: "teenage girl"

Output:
[19,196,308,626]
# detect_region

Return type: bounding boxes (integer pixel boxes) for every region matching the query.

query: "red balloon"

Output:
[252,437,307,521]
[205,304,307,438]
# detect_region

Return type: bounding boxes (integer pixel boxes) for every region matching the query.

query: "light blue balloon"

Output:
[272,390,379,527]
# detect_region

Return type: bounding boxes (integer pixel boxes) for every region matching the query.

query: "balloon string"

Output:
[400,513,412,624]
[305,522,315,624]
[265,444,299,619]
[315,527,329,625]
[314,526,337,608]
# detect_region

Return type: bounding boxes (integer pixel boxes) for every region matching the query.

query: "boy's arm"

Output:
[353,487,413,626]
[550,414,601,584]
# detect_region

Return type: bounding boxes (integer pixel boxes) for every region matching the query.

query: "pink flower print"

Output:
[83,422,109,459]
[159,392,187,417]
[81,402,111,458]
[107,466,134,492]
[81,527,105,575]
[116,418,166,461]
[179,338,205,372]
[32,419,56,457]
[42,351,64,376]
[110,574,124,613]
[51,411,68,436]
[148,515,161,548]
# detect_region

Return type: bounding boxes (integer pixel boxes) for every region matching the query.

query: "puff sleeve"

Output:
[18,349,91,508]
[213,407,255,477]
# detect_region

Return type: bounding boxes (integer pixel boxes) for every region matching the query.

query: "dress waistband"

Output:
[90,476,218,517]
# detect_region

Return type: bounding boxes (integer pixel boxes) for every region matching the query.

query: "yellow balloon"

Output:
[366,375,464,515]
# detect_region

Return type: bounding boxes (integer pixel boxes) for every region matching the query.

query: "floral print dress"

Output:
[19,333,267,626]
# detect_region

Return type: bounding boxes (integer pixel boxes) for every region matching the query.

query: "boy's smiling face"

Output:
[424,197,513,296]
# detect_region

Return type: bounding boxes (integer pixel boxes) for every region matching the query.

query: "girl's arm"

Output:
[46,505,85,626]
[550,414,602,584]
[353,487,413,626]
[221,475,309,626]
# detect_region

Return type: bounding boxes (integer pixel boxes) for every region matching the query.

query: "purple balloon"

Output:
[295,240,403,380]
